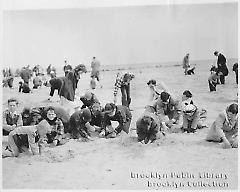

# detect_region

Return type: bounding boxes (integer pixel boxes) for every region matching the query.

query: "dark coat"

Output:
[217,53,228,76]
[59,71,79,101]
[20,68,31,83]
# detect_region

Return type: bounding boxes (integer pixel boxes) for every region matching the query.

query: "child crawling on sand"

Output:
[2,120,52,157]
[206,103,238,149]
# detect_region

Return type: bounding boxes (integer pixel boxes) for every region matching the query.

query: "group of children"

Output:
[2,54,238,158]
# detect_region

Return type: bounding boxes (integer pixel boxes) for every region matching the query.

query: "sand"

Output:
[2,60,238,190]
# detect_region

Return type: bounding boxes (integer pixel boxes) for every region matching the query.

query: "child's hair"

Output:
[183,90,192,98]
[227,103,238,114]
[8,98,18,104]
[147,79,157,86]
[141,115,152,125]
[45,106,55,113]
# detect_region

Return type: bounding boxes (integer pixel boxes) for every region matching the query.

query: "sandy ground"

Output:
[2,61,238,190]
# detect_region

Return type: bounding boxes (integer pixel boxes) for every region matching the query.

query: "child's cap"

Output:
[183,104,197,114]
[147,79,156,86]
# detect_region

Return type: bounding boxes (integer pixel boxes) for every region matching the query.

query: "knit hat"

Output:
[183,90,192,98]
[214,51,219,56]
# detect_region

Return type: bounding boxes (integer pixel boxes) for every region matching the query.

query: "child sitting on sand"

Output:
[45,106,66,146]
[206,103,238,149]
[3,98,23,136]
[2,120,52,157]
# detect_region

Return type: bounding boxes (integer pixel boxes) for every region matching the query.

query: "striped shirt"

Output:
[113,73,134,96]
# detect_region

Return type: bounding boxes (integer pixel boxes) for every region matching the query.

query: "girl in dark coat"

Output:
[59,64,87,102]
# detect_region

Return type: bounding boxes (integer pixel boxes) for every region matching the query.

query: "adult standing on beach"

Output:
[232,62,238,84]
[63,60,73,76]
[90,57,102,89]
[214,51,228,84]
[183,53,190,75]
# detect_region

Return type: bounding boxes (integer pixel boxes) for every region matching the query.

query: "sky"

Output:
[2,1,238,68]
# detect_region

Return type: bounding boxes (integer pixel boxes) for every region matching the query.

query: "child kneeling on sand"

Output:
[68,108,94,140]
[181,90,207,133]
[2,120,52,157]
[206,103,238,149]
[136,111,165,144]
[100,103,132,138]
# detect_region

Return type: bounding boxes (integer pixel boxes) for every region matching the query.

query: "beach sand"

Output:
[2,61,238,190]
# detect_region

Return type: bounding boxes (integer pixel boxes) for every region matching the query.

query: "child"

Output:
[19,82,31,93]
[181,90,207,131]
[80,91,100,109]
[206,103,238,149]
[113,72,135,107]
[153,91,182,130]
[45,106,65,146]
[68,108,93,139]
[208,66,219,92]
[2,120,52,157]
[3,98,23,136]
[232,62,238,84]
[100,103,132,138]
[136,111,164,144]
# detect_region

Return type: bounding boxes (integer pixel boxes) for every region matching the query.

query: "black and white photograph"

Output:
[1,0,238,191]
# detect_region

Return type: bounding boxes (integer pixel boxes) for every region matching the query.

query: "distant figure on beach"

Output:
[2,68,14,88]
[63,60,73,76]
[232,62,238,84]
[3,98,23,136]
[100,103,132,138]
[206,103,238,149]
[80,91,100,109]
[182,53,195,75]
[33,73,42,89]
[47,64,56,76]
[136,111,165,144]
[208,66,219,92]
[59,64,87,103]
[153,91,182,131]
[214,51,228,84]
[20,66,31,85]
[90,57,102,89]
[113,72,135,108]
[2,120,52,158]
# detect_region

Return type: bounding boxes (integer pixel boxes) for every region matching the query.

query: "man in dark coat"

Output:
[214,51,228,84]
[59,64,87,102]
[232,62,238,84]
[100,103,132,138]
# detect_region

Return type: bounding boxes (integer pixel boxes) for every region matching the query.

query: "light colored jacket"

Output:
[9,126,41,155]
